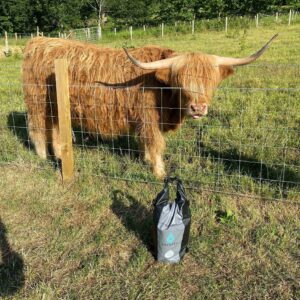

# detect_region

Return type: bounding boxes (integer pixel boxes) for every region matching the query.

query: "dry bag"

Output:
[153,177,191,263]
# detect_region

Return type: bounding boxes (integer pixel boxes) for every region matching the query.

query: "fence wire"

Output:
[0,57,299,202]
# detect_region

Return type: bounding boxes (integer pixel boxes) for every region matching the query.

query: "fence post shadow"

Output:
[111,190,154,256]
[0,218,25,297]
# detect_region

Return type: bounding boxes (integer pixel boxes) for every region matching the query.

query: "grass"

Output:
[0,22,299,299]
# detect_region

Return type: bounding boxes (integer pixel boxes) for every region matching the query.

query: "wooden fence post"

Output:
[161,23,164,37]
[129,26,133,40]
[192,20,195,35]
[288,9,292,26]
[97,24,102,39]
[54,59,74,182]
[4,31,9,54]
[276,12,278,23]
[225,17,228,34]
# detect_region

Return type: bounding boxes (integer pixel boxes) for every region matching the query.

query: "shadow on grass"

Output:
[111,190,154,255]
[196,128,300,197]
[7,111,61,169]
[72,128,140,159]
[7,111,299,198]
[0,219,25,297]
[7,111,31,149]
[7,111,141,160]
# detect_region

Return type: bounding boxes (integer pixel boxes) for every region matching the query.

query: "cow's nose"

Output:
[191,103,208,115]
[190,104,199,113]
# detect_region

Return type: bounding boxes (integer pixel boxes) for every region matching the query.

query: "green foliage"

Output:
[222,0,276,16]
[1,0,299,32]
[0,0,86,32]
[215,209,237,225]
[158,0,195,23]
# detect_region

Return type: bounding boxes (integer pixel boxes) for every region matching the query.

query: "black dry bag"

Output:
[152,177,191,263]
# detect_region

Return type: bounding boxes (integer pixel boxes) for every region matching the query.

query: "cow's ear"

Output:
[219,65,234,80]
[155,68,171,85]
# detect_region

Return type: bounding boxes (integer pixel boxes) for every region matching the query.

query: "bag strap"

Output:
[153,178,170,206]
[164,176,181,184]
[165,176,186,201]
[154,177,186,206]
[165,177,189,207]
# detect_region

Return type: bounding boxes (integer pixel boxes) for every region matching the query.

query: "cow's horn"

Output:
[123,48,179,70]
[215,34,278,66]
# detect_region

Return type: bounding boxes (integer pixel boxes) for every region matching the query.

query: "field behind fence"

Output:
[1,11,300,49]
[0,20,299,202]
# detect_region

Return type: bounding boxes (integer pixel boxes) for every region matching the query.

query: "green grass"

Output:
[0,22,300,299]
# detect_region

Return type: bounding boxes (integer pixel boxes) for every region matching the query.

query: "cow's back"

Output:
[22,37,175,135]
[22,37,174,85]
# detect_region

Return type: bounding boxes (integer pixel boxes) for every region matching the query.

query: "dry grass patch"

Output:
[0,165,299,299]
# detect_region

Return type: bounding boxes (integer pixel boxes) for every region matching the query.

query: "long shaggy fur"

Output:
[22,37,233,178]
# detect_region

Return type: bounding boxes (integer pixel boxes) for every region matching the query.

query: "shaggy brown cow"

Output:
[22,35,277,178]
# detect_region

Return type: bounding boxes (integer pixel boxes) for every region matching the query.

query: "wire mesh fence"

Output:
[0,52,299,201]
[72,85,300,201]
[1,16,300,202]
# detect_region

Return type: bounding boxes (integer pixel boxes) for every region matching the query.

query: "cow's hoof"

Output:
[153,167,166,180]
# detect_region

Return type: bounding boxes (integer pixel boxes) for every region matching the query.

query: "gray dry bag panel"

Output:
[153,177,191,263]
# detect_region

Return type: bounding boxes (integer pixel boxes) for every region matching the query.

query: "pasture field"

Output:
[0,23,300,299]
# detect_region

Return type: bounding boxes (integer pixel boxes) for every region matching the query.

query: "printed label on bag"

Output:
[164,250,174,259]
[157,225,184,263]
[166,232,175,244]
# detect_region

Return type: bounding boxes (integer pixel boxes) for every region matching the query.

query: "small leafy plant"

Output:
[215,208,237,225]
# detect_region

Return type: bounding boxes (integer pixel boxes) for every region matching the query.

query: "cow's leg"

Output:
[144,145,151,163]
[138,125,166,179]
[51,124,61,159]
[28,115,48,159]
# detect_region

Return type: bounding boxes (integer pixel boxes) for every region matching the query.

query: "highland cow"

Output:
[22,35,277,178]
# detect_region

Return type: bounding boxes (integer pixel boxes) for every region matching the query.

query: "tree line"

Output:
[1,0,299,33]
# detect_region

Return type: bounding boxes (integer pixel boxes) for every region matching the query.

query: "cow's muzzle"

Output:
[189,103,208,119]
